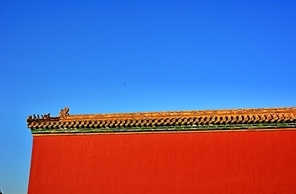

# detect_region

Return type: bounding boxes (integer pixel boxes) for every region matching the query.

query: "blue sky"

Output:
[1,0,296,193]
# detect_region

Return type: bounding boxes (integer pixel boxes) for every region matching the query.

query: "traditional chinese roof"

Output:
[27,107,296,134]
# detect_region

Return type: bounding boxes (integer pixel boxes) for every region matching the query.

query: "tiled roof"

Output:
[27,107,296,134]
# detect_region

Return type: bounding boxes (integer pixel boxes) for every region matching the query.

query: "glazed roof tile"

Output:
[27,107,296,134]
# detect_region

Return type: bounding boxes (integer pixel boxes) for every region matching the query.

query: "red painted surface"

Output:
[28,130,296,194]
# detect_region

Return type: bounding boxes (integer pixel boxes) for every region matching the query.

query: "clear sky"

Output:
[0,0,296,193]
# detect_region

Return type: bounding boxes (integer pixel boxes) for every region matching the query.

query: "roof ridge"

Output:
[27,107,296,133]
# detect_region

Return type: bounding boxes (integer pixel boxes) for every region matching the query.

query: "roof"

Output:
[27,107,296,134]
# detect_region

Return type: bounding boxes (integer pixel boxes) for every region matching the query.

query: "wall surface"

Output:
[28,129,296,193]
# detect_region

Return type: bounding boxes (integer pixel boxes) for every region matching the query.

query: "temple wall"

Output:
[28,129,296,193]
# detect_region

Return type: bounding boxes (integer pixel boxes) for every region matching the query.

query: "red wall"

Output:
[28,130,296,194]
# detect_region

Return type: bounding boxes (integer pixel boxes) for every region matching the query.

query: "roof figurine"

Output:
[59,107,69,118]
[27,107,296,134]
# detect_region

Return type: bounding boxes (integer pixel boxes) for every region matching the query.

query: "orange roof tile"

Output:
[27,107,296,134]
